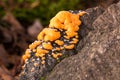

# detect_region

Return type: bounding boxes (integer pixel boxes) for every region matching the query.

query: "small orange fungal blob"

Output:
[75,35,79,38]
[65,31,78,39]
[78,11,87,16]
[35,52,45,57]
[35,47,49,57]
[55,40,64,46]
[31,68,35,72]
[37,28,61,41]
[22,49,31,61]
[41,60,45,64]
[41,57,45,60]
[36,47,49,54]
[52,53,62,59]
[64,44,75,49]
[34,63,39,67]
[33,49,36,52]
[29,41,41,50]
[22,55,28,62]
[70,38,79,44]
[42,42,53,50]
[55,47,61,51]
[25,49,31,54]
[32,59,35,62]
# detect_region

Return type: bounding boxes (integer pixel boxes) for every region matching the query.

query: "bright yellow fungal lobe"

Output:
[65,31,78,39]
[37,30,45,40]
[49,11,70,29]
[37,47,49,54]
[49,11,81,30]
[78,11,87,16]
[55,40,64,46]
[35,47,49,57]
[22,55,28,61]
[64,44,75,49]
[22,49,31,61]
[49,18,64,29]
[52,53,62,59]
[75,35,78,38]
[41,57,45,60]
[49,11,85,39]
[66,25,79,31]
[42,42,53,50]
[25,49,31,54]
[35,52,45,57]
[33,49,36,52]
[44,29,61,41]
[29,44,35,50]
[37,28,61,41]
[70,38,79,44]
[29,41,41,50]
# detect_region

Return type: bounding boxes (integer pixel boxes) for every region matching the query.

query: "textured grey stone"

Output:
[46,2,120,80]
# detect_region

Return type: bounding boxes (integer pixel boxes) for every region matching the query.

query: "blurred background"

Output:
[0,0,119,80]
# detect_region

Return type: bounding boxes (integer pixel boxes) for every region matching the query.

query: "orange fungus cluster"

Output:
[22,11,86,64]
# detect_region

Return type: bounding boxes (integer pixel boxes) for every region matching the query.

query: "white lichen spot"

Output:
[97,45,106,54]
[37,58,40,61]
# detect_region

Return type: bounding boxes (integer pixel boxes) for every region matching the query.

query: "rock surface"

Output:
[46,2,120,80]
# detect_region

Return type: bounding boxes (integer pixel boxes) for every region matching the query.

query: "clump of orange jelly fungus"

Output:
[49,11,86,39]
[42,42,53,50]
[22,11,86,64]
[55,40,64,46]
[64,44,75,49]
[37,28,61,41]
[22,49,31,61]
[29,41,41,50]
[52,53,62,59]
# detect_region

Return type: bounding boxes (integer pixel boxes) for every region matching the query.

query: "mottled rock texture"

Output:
[46,1,120,80]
